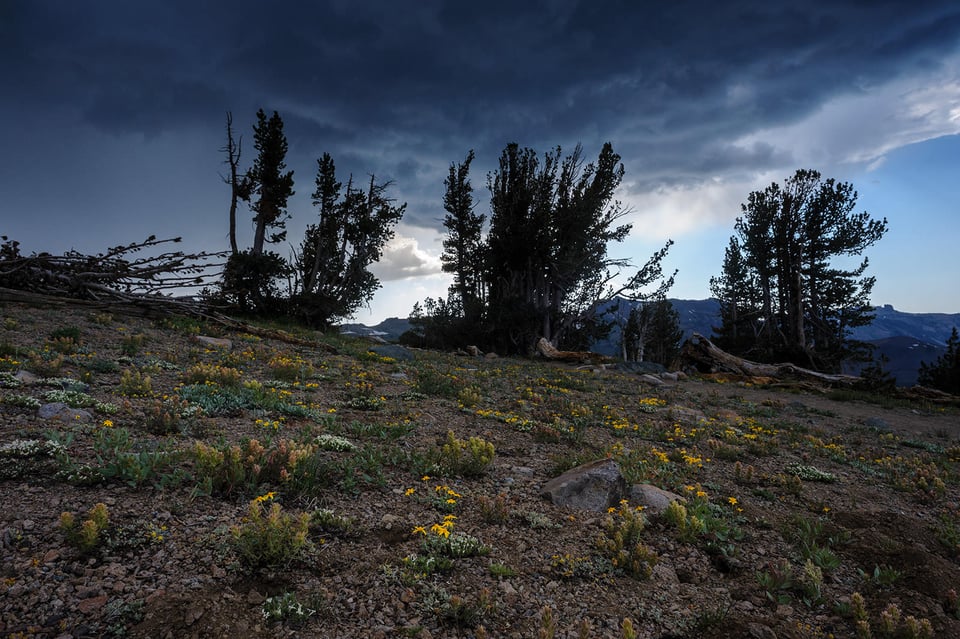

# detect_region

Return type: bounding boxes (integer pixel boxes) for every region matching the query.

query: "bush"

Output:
[230,497,310,569]
[436,430,494,477]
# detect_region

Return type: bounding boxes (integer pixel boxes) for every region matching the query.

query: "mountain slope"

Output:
[344,300,959,386]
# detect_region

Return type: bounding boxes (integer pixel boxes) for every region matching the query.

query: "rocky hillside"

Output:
[1,301,960,638]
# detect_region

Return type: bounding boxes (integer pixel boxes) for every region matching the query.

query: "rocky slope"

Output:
[1,301,959,638]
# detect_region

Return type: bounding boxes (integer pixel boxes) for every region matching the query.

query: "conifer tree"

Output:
[248,109,295,256]
[441,150,485,323]
[712,169,887,371]
[918,328,960,394]
[296,156,404,328]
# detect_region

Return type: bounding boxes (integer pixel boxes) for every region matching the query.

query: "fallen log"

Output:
[536,337,611,364]
[679,333,862,388]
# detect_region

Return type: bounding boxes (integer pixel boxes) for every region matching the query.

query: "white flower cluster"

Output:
[261,592,316,622]
[314,433,356,452]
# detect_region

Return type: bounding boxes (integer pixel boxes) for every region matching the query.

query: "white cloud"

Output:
[369,233,444,281]
[733,58,960,172]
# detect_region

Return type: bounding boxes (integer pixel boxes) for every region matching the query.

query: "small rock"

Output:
[38,403,94,423]
[651,562,679,584]
[77,595,108,614]
[15,370,39,384]
[865,417,890,430]
[43,549,60,563]
[638,374,666,386]
[747,623,778,639]
[629,484,685,515]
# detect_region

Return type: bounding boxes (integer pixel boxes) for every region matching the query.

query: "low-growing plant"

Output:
[597,500,657,579]
[266,353,315,382]
[261,591,317,625]
[756,559,794,604]
[309,508,358,537]
[182,363,242,387]
[314,433,356,452]
[524,511,557,530]
[178,382,251,416]
[438,587,494,628]
[786,462,837,483]
[346,394,387,411]
[144,397,191,435]
[457,386,482,409]
[27,352,64,377]
[413,363,463,398]
[489,562,516,578]
[119,368,153,397]
[2,392,41,409]
[663,500,707,543]
[120,333,146,356]
[477,493,511,524]
[424,530,489,559]
[435,430,495,477]
[858,564,902,588]
[59,502,109,553]
[230,495,310,570]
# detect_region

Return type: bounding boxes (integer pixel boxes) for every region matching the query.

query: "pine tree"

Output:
[248,109,295,256]
[296,158,405,328]
[484,142,669,353]
[713,169,887,371]
[918,328,960,394]
[709,237,760,354]
[219,109,295,314]
[441,150,485,323]
[643,299,683,366]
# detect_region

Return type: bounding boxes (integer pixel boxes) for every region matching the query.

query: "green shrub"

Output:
[436,430,494,477]
[59,503,109,553]
[230,497,310,569]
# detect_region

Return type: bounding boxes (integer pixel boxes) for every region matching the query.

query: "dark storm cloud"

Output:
[4,0,959,229]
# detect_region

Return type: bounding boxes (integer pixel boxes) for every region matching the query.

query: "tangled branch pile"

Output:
[0,235,227,316]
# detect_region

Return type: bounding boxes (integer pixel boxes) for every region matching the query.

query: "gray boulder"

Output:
[541,459,627,512]
[38,403,93,423]
[629,484,685,516]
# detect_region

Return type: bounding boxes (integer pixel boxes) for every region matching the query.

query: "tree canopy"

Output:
[711,169,888,371]
[918,328,960,394]
[296,154,404,328]
[415,142,674,354]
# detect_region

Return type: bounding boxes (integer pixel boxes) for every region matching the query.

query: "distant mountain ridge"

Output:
[341,300,959,386]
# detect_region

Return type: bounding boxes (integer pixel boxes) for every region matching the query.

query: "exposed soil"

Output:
[1,301,959,639]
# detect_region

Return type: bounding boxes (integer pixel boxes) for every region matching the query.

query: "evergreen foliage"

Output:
[441,150,485,325]
[620,299,683,365]
[710,169,887,372]
[248,109,295,256]
[296,155,404,328]
[422,142,674,355]
[918,328,960,394]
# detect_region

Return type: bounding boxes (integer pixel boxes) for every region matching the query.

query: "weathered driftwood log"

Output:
[679,333,862,387]
[536,337,610,364]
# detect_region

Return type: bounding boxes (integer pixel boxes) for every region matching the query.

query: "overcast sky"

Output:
[3,1,959,323]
